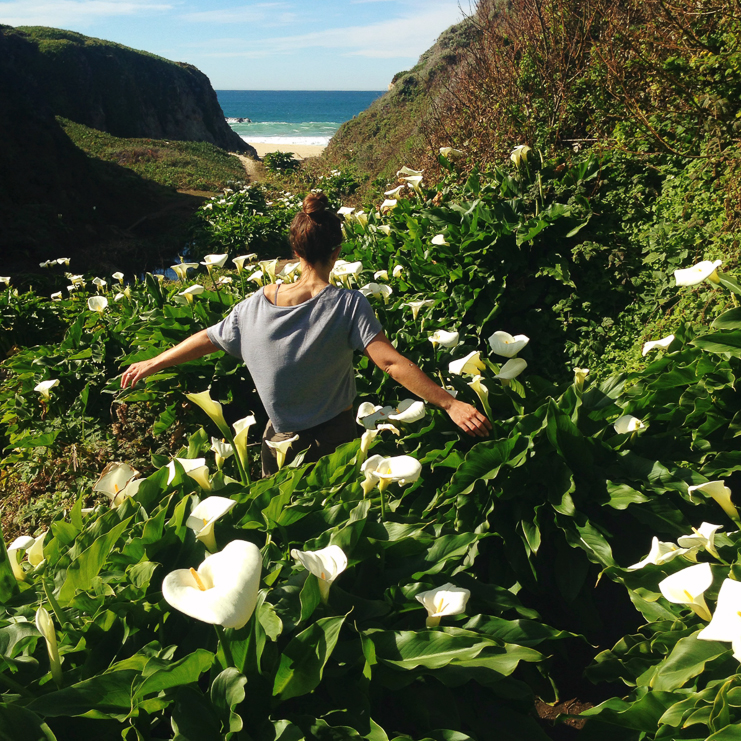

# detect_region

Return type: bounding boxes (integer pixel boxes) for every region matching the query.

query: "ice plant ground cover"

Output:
[3,155,741,739]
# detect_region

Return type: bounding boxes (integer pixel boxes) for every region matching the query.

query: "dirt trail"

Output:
[235,154,261,181]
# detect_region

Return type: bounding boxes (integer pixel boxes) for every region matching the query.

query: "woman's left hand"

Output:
[446,400,492,437]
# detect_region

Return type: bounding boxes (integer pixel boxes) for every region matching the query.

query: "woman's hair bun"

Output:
[303,192,329,215]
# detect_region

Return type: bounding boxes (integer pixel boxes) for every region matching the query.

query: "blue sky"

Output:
[0,0,471,89]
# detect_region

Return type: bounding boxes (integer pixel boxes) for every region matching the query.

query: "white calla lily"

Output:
[162,539,261,629]
[495,358,527,382]
[384,185,405,198]
[405,300,435,320]
[27,532,47,567]
[380,199,397,212]
[259,258,279,282]
[468,375,489,408]
[403,175,423,193]
[201,254,229,271]
[449,351,486,376]
[34,379,59,399]
[248,269,264,286]
[0,277,9,286]
[36,607,63,686]
[658,562,714,621]
[642,334,675,356]
[374,270,389,281]
[614,415,646,435]
[397,166,423,178]
[51,292,62,301]
[167,458,211,490]
[364,455,422,493]
[440,147,464,158]
[87,296,108,313]
[359,283,393,302]
[232,255,257,273]
[92,277,107,290]
[185,390,231,438]
[674,260,722,286]
[265,434,300,470]
[387,399,426,424]
[233,415,256,470]
[186,496,237,551]
[392,265,404,278]
[8,537,35,580]
[698,578,741,658]
[431,234,448,246]
[677,522,723,560]
[178,284,205,304]
[361,454,387,496]
[627,536,695,570]
[488,331,530,358]
[416,583,471,627]
[112,272,125,283]
[510,145,531,166]
[291,545,348,603]
[376,226,390,236]
[93,462,140,505]
[429,330,459,349]
[574,367,589,390]
[688,481,740,523]
[210,437,234,468]
[337,206,355,216]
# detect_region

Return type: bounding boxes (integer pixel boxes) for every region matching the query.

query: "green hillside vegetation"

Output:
[59,118,246,192]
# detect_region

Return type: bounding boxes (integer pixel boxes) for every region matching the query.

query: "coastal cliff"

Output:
[1,25,253,153]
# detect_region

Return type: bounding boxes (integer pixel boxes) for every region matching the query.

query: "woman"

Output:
[121,193,491,476]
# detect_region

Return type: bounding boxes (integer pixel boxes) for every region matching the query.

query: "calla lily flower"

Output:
[510,145,531,166]
[488,331,529,358]
[359,283,393,302]
[429,329,459,348]
[34,379,59,399]
[278,262,300,281]
[392,265,404,278]
[449,351,486,376]
[178,284,205,304]
[112,272,124,283]
[642,334,675,356]
[338,206,355,216]
[67,274,85,286]
[658,562,713,621]
[291,545,348,603]
[380,199,398,212]
[88,296,108,313]
[627,536,696,570]
[210,437,234,468]
[185,390,231,438]
[698,578,741,658]
[397,166,423,178]
[36,607,63,687]
[496,358,527,382]
[201,254,229,272]
[403,175,423,193]
[431,234,448,246]
[217,276,233,286]
[354,210,368,227]
[167,458,211,490]
[93,462,140,504]
[0,276,10,285]
[233,415,256,470]
[376,225,391,236]
[171,263,199,282]
[232,254,257,273]
[27,532,46,567]
[162,539,261,629]
[406,300,435,320]
[92,277,107,291]
[259,259,279,282]
[374,270,389,281]
[677,522,723,560]
[440,147,464,158]
[416,583,471,627]
[358,425,400,460]
[265,434,300,470]
[674,260,722,286]
[51,292,62,301]
[186,496,237,551]
[468,376,489,408]
[574,367,589,390]
[362,455,422,494]
[248,269,264,286]
[387,399,426,424]
[688,481,740,523]
[385,185,405,198]
[613,415,646,434]
[57,258,70,266]
[8,537,35,580]
[114,292,125,302]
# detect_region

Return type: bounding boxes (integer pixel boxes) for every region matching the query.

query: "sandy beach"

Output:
[249,142,326,160]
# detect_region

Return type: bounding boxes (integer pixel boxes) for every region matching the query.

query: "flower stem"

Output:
[215,625,235,669]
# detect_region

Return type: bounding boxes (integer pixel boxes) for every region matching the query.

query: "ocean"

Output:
[216,90,385,147]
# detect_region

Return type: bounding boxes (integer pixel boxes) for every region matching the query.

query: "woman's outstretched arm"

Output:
[120,329,218,389]
[364,332,492,438]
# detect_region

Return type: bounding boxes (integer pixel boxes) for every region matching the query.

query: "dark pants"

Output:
[261,408,357,477]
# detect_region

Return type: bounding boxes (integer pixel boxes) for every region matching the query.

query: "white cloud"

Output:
[181,3,296,25]
[0,1,172,27]
[198,4,466,60]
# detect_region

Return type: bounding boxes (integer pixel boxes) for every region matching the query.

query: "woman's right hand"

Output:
[446,399,492,438]
[120,359,160,389]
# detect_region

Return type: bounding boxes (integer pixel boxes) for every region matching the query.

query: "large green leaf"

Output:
[0,705,56,741]
[649,634,731,692]
[446,434,522,498]
[210,667,247,736]
[272,615,346,701]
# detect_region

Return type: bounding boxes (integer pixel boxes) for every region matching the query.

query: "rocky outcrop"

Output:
[0,25,255,155]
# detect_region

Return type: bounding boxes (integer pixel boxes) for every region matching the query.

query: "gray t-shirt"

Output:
[207,285,382,433]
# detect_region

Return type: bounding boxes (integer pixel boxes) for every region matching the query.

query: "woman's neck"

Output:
[295,257,333,287]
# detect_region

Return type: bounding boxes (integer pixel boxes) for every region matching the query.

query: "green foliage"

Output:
[262,151,300,174]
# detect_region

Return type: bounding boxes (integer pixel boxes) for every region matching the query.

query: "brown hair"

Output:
[289,192,343,265]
